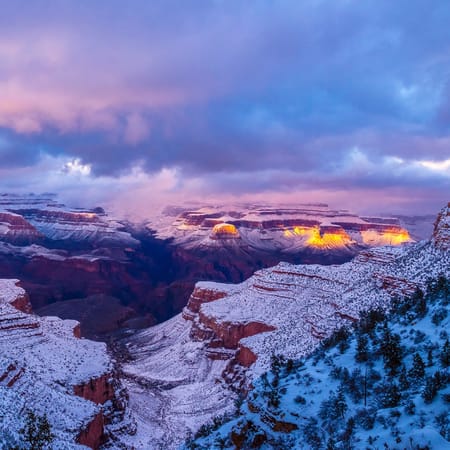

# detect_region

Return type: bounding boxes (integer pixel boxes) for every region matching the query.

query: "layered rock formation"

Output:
[0,195,429,339]
[155,204,412,254]
[0,193,138,247]
[121,203,449,449]
[0,279,119,449]
[0,211,42,245]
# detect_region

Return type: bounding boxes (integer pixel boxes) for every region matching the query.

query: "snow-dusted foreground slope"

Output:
[191,277,450,449]
[121,203,449,449]
[0,280,119,449]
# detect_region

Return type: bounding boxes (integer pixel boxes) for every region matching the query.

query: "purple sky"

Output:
[0,0,449,215]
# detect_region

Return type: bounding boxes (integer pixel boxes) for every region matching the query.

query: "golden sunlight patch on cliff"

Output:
[211,223,239,238]
[361,228,411,246]
[305,227,351,248]
[283,226,311,238]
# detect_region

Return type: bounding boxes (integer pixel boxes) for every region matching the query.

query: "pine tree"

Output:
[335,387,348,419]
[422,376,438,404]
[355,334,369,363]
[413,288,427,317]
[20,410,54,450]
[427,348,434,367]
[302,417,322,450]
[326,436,337,450]
[341,417,355,449]
[377,381,401,408]
[380,326,403,375]
[441,339,450,368]
[408,353,425,381]
[399,365,409,391]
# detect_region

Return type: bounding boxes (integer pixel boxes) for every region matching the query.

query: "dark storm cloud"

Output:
[0,0,449,206]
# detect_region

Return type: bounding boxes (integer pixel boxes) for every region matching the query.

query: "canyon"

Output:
[118,203,449,449]
[0,193,445,449]
[0,195,425,338]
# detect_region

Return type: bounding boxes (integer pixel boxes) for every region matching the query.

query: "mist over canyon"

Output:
[0,193,432,340]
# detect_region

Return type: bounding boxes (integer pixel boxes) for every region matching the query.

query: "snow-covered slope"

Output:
[0,193,138,246]
[0,279,119,449]
[153,203,413,254]
[121,204,449,449]
[190,276,450,449]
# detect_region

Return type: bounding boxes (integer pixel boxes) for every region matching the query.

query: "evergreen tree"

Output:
[19,410,54,450]
[422,376,438,404]
[408,352,425,381]
[441,339,450,368]
[376,381,401,408]
[341,417,355,449]
[335,387,348,419]
[326,436,337,450]
[380,326,403,375]
[355,334,369,363]
[399,365,409,391]
[427,348,434,367]
[413,288,427,317]
[302,417,322,450]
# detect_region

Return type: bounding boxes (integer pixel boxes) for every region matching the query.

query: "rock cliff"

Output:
[0,279,119,449]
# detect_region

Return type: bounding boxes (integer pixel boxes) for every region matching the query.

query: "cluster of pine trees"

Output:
[188,275,450,449]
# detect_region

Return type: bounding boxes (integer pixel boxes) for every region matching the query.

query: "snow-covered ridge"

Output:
[153,203,412,253]
[122,203,449,449]
[0,279,116,449]
[0,193,138,246]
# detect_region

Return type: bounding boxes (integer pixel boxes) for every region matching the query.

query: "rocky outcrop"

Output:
[0,211,42,245]
[236,344,258,367]
[183,283,276,365]
[432,202,450,251]
[74,373,116,405]
[195,311,276,350]
[0,278,119,450]
[183,285,228,316]
[77,412,105,449]
[8,287,33,314]
[72,373,119,449]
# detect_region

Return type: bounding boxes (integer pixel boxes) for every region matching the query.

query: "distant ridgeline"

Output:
[188,276,450,450]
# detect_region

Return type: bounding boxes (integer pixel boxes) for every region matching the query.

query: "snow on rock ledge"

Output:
[122,203,449,449]
[0,279,116,449]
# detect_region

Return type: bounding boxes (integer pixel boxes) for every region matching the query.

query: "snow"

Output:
[152,203,414,254]
[0,279,112,449]
[0,193,138,246]
[192,277,450,449]
[120,204,449,449]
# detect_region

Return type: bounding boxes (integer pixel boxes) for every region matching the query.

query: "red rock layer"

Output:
[77,412,105,450]
[73,374,116,449]
[9,291,33,314]
[73,374,115,405]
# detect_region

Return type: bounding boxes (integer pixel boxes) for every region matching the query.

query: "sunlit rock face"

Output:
[155,203,412,254]
[361,227,411,246]
[211,223,240,239]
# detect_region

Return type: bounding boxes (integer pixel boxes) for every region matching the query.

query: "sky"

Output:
[0,0,449,216]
